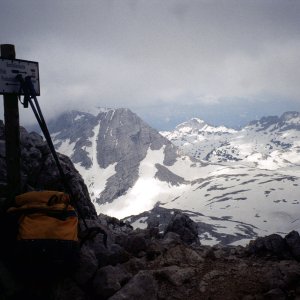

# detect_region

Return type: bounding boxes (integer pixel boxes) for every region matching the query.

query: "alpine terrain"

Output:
[48,109,300,246]
[2,118,300,300]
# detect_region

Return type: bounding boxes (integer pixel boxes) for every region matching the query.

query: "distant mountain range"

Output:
[48,109,300,245]
[161,111,300,169]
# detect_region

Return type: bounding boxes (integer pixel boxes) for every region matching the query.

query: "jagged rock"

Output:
[157,244,204,267]
[101,243,131,267]
[101,214,133,234]
[154,266,196,286]
[115,232,148,256]
[285,231,300,261]
[265,268,287,290]
[71,148,92,168]
[82,218,132,267]
[108,270,158,300]
[278,261,300,286]
[161,232,182,247]
[247,234,291,259]
[73,245,98,286]
[123,257,147,274]
[146,240,163,261]
[92,265,132,299]
[164,211,200,245]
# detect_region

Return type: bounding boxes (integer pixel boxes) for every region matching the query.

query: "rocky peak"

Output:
[175,118,207,133]
[48,110,97,143]
[247,115,279,130]
[174,118,236,135]
[48,108,178,204]
[247,111,300,132]
[94,108,178,204]
[280,111,300,122]
[278,111,300,131]
[96,108,176,168]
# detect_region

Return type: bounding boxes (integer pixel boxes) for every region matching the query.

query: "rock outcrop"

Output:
[0,121,96,218]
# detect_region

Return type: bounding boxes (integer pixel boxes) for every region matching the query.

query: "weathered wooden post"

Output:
[0,44,21,201]
[0,45,40,205]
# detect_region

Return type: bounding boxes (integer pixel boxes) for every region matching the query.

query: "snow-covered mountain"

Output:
[49,108,177,205]
[48,109,300,245]
[161,112,300,170]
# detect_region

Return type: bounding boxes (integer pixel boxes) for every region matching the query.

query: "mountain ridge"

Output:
[48,108,300,245]
[162,110,300,169]
[49,108,178,205]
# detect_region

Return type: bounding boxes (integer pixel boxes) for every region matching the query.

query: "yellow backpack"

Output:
[8,190,78,242]
[6,190,79,277]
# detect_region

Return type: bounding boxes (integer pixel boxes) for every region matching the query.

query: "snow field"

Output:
[99,147,188,219]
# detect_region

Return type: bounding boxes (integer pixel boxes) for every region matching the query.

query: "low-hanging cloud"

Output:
[0,0,300,126]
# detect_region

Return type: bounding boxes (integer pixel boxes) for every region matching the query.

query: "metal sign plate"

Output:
[0,58,40,95]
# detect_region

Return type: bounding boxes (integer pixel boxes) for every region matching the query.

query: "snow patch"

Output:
[131,217,148,230]
[98,147,187,219]
[74,114,84,121]
[76,123,116,202]
[56,138,75,157]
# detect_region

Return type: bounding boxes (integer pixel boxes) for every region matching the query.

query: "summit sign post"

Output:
[0,44,20,201]
[0,44,40,202]
[0,58,40,95]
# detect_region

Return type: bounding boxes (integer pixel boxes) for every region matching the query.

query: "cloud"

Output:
[0,0,300,126]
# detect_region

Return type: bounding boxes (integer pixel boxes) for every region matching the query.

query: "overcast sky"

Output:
[1,0,300,129]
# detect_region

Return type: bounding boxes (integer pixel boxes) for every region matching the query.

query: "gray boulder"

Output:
[73,245,98,286]
[92,265,132,299]
[164,211,200,245]
[108,271,158,300]
[248,234,291,259]
[284,230,300,261]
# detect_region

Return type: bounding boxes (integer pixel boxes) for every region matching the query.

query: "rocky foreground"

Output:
[0,124,300,299]
[2,212,300,300]
[60,215,300,300]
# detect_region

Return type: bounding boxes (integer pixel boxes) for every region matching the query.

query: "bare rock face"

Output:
[42,109,179,206]
[247,232,300,261]
[0,122,96,218]
[92,265,132,299]
[285,231,300,261]
[95,108,178,204]
[108,271,158,300]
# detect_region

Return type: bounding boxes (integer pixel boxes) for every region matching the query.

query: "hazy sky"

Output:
[1,0,300,129]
